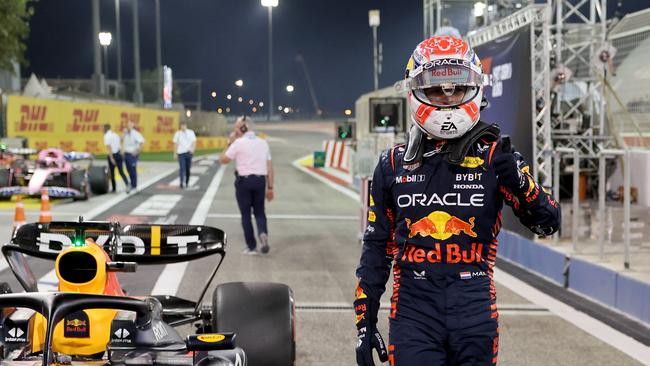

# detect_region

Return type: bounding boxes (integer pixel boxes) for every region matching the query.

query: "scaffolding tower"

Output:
[551,0,616,166]
[440,0,617,187]
[465,4,554,186]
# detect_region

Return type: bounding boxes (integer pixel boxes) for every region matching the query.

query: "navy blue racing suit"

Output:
[355,133,561,365]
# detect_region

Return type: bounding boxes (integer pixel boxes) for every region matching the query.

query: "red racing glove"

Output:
[355,284,388,366]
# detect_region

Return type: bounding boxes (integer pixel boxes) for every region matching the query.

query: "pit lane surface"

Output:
[0,124,647,365]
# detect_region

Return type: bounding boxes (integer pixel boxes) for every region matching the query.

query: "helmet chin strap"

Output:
[402,121,501,170]
[403,124,426,170]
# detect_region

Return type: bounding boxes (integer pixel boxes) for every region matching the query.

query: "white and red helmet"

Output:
[397,36,490,140]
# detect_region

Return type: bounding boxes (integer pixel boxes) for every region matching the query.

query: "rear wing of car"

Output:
[7,147,38,156]
[6,221,226,264]
[63,151,94,161]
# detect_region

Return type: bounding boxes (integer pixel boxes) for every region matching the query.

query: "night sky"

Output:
[24,0,423,116]
[23,1,646,117]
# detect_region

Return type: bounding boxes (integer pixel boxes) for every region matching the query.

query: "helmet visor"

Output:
[413,84,481,108]
[411,64,483,89]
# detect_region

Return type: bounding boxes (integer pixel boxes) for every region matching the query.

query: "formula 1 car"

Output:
[0,144,37,171]
[0,148,109,200]
[0,220,295,366]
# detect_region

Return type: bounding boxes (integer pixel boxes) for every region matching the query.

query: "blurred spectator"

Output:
[173,121,196,189]
[434,18,462,39]
[103,124,130,193]
[219,116,274,255]
[123,121,145,192]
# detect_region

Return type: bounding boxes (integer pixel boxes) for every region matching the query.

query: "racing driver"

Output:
[354,36,561,366]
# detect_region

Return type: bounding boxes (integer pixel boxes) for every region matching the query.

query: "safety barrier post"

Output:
[598,153,606,260]
[555,147,578,252]
[599,148,631,269]
[624,149,631,269]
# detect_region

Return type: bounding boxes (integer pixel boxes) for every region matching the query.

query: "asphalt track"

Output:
[0,124,648,365]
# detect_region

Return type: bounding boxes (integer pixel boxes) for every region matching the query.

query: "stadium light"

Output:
[286,84,294,93]
[261,0,278,7]
[473,2,486,17]
[98,32,112,46]
[235,79,244,87]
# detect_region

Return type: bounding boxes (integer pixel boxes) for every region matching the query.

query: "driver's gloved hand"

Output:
[355,285,388,366]
[493,136,533,196]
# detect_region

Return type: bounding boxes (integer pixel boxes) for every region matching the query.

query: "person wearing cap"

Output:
[219,116,273,255]
[103,124,130,193]
[173,121,196,189]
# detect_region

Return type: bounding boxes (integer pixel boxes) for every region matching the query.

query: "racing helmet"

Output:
[44,150,60,168]
[397,36,490,139]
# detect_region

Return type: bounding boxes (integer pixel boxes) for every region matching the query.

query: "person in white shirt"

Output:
[103,124,130,193]
[122,120,145,192]
[173,121,197,189]
[219,116,274,255]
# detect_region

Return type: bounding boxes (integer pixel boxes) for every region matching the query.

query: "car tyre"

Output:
[212,282,295,366]
[0,169,12,201]
[70,169,89,201]
[88,165,109,195]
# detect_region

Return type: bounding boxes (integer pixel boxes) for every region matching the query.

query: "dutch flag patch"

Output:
[459,271,472,280]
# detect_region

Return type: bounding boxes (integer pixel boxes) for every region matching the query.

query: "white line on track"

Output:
[294,301,549,315]
[168,176,200,187]
[189,166,209,175]
[0,212,82,217]
[206,213,358,220]
[83,168,177,220]
[131,194,183,216]
[294,161,650,363]
[32,166,178,291]
[150,163,227,296]
[494,267,650,364]
[291,158,360,202]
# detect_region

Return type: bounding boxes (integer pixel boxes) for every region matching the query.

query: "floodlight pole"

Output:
[115,0,123,97]
[92,0,104,94]
[369,10,380,91]
[268,6,274,120]
[155,0,162,105]
[133,0,143,104]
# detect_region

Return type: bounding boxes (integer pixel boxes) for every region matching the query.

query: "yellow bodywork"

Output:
[31,239,120,356]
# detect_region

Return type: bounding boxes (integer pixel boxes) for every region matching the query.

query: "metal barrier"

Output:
[556,146,632,268]
[598,149,631,269]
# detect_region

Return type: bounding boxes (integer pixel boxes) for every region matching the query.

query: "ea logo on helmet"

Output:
[441,122,457,132]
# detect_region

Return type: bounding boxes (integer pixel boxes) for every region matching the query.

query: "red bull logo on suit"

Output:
[405,211,477,240]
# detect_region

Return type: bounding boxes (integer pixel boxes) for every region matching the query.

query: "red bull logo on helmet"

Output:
[405,211,477,240]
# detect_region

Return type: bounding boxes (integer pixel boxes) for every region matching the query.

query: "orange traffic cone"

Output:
[13,195,26,230]
[39,188,52,223]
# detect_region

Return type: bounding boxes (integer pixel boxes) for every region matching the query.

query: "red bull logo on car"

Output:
[405,211,477,240]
